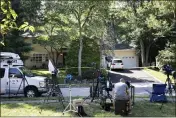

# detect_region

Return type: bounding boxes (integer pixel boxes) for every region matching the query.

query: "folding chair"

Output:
[150,84,167,102]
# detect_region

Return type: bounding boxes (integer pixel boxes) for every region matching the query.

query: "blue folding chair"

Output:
[150,84,167,102]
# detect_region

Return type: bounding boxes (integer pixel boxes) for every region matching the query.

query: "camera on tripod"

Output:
[162,64,173,77]
[100,79,114,111]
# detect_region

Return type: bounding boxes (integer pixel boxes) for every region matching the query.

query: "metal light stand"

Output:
[131,86,135,106]
[63,84,77,115]
[7,60,12,99]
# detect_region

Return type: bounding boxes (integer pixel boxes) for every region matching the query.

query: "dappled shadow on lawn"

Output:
[1,102,69,116]
[1,100,175,117]
[130,101,175,117]
[1,103,23,109]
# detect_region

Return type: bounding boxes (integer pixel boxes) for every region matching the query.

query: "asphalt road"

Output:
[1,69,165,98]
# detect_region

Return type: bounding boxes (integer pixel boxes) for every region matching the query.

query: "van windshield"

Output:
[19,67,35,77]
[113,60,122,63]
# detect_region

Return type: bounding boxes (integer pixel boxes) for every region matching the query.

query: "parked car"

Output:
[110,58,124,70]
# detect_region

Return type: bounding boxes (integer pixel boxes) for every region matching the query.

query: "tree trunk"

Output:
[55,50,59,68]
[145,42,153,66]
[140,39,146,66]
[145,46,149,66]
[78,36,83,76]
[99,38,103,68]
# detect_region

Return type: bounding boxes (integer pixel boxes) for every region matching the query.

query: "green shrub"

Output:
[65,67,108,81]
[156,44,176,69]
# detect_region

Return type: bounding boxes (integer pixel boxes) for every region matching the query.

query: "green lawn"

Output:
[31,69,66,84]
[1,101,175,117]
[144,68,174,83]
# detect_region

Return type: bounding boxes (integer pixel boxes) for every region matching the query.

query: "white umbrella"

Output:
[48,60,55,73]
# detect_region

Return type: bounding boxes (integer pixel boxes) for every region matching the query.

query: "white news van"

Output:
[0,52,48,97]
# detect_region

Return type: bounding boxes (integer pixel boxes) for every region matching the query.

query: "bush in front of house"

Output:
[156,44,176,70]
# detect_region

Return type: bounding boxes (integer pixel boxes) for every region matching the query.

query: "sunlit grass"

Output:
[31,69,66,84]
[144,68,174,83]
[1,101,175,117]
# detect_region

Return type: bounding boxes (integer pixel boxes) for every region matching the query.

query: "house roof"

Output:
[102,43,134,50]
[114,43,134,50]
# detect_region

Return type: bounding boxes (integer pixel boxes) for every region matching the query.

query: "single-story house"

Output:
[23,32,138,69]
[23,36,67,69]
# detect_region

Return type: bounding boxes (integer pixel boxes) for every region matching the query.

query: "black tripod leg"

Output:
[15,80,23,96]
[91,81,99,102]
[57,93,65,108]
[46,87,55,102]
[160,78,171,110]
[40,85,55,114]
[58,91,65,108]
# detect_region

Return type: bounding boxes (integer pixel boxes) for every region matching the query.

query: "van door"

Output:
[6,68,24,94]
[0,68,6,94]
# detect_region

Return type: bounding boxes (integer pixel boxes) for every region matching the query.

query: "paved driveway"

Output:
[109,68,160,83]
[108,69,162,95]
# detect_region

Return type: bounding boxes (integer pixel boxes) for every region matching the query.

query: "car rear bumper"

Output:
[110,65,124,69]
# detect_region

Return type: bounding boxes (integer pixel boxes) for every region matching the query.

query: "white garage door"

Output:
[122,56,137,68]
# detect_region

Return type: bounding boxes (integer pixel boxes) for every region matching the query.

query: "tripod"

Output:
[63,84,77,115]
[91,76,101,102]
[40,74,65,114]
[44,81,65,106]
[15,75,29,97]
[160,74,174,109]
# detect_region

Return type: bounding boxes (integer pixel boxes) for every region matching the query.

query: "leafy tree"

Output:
[36,33,70,67]
[114,1,172,66]
[34,1,70,67]
[156,43,176,69]
[0,0,35,45]
[64,1,110,76]
[0,30,32,60]
[14,0,42,26]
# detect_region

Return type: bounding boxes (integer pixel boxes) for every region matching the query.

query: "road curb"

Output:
[142,70,163,83]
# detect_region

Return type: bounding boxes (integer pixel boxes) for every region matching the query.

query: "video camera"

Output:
[99,77,114,92]
[162,64,173,77]
[99,78,114,111]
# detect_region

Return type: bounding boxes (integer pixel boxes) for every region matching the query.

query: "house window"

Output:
[32,54,42,62]
[31,54,48,62]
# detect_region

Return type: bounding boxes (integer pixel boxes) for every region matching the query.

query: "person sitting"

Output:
[113,78,130,115]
